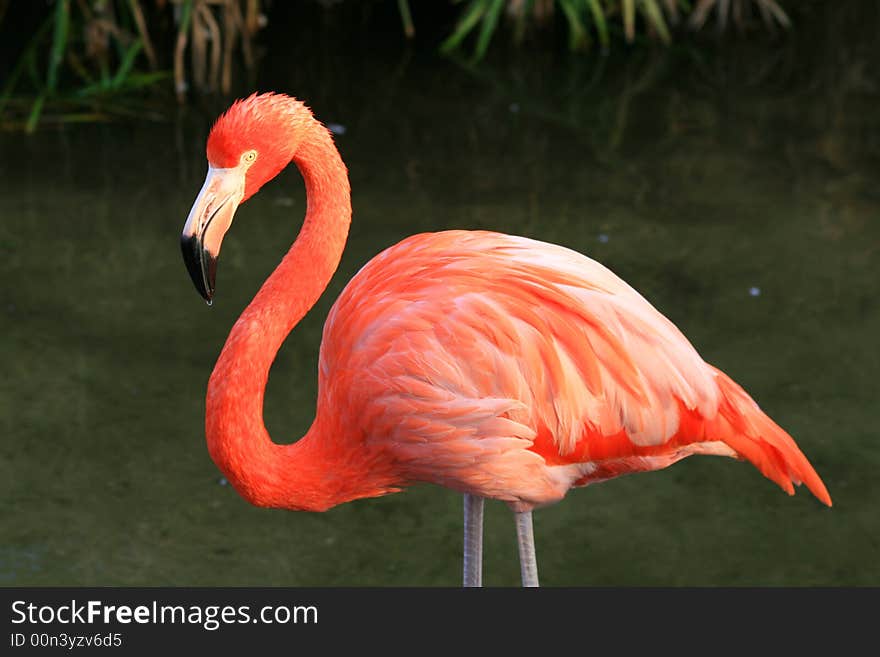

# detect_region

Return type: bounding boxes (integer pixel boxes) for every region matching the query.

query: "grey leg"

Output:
[463,494,484,587]
[515,510,539,587]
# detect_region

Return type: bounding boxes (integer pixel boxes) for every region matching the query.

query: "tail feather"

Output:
[709,367,832,507]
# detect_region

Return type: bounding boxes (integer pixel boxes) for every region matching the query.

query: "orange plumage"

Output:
[182,93,830,585]
[319,230,831,511]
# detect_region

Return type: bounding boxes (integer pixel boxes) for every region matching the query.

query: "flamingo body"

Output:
[319,229,830,512]
[181,93,830,585]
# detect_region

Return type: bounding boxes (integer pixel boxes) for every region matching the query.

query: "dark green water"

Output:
[2,12,879,585]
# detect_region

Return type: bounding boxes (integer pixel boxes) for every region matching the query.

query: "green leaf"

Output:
[25,93,46,133]
[558,0,588,51]
[640,0,671,42]
[113,71,170,89]
[111,40,144,89]
[178,0,194,32]
[396,0,415,38]
[757,0,791,29]
[622,0,636,42]
[585,0,610,50]
[440,0,489,54]
[474,0,504,60]
[47,0,70,93]
[77,69,169,98]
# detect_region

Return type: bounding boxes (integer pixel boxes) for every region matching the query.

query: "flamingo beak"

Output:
[181,166,245,303]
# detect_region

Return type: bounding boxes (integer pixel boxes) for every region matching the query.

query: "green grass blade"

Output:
[622,0,635,42]
[111,40,143,89]
[25,93,46,133]
[47,0,70,93]
[179,0,194,30]
[396,0,415,38]
[474,0,504,60]
[584,0,609,50]
[77,71,169,98]
[558,0,588,51]
[640,0,671,42]
[757,0,791,29]
[440,0,489,54]
[113,71,170,89]
[66,51,95,85]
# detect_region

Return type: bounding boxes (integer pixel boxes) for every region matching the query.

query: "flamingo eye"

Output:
[242,150,257,164]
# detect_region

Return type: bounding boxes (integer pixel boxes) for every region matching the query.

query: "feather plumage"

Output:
[319,230,830,511]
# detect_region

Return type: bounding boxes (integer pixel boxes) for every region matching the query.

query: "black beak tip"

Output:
[181,234,216,304]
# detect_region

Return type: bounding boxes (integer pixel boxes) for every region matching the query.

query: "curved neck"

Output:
[205,122,351,511]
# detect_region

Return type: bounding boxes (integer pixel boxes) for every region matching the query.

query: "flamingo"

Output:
[181,92,831,587]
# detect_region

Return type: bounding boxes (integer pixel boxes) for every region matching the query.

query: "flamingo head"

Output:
[181,92,313,302]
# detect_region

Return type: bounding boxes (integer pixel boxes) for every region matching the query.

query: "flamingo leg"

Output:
[515,510,539,587]
[463,494,484,587]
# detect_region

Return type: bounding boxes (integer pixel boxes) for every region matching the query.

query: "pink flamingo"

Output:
[181,93,831,586]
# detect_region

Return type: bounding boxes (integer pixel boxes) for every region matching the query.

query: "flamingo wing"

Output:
[318,231,830,510]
